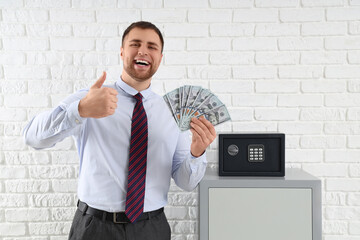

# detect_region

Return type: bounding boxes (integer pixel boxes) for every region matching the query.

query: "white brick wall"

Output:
[1,1,360,239]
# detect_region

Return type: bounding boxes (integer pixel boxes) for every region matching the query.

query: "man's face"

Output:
[121,27,163,82]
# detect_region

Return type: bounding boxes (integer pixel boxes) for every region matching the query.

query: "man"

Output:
[23,21,216,240]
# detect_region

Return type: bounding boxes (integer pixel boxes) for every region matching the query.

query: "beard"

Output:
[123,58,159,82]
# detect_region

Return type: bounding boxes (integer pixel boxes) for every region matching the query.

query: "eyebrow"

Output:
[129,39,159,47]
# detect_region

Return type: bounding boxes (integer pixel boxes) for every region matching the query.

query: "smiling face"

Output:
[121,27,163,88]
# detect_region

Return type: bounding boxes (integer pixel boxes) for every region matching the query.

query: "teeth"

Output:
[135,60,149,65]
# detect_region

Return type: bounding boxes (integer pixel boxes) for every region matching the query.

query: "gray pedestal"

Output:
[199,168,322,240]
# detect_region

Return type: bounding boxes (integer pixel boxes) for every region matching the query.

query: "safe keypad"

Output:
[248,144,265,162]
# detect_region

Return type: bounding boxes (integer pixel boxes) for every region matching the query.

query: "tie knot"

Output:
[134,93,143,102]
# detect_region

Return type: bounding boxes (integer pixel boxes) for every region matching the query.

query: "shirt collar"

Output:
[115,76,153,100]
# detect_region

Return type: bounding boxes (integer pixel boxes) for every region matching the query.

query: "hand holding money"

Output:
[190,116,216,157]
[78,72,118,118]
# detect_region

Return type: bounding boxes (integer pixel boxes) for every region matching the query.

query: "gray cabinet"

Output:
[199,168,321,240]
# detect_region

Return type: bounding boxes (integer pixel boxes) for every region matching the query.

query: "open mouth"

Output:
[134,59,150,67]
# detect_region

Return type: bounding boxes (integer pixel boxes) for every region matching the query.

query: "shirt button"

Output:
[75,119,80,124]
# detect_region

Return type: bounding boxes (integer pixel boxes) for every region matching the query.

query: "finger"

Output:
[191,117,211,137]
[190,120,208,142]
[198,116,216,137]
[110,96,118,103]
[91,71,106,89]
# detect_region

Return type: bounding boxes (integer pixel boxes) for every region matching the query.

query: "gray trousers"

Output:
[68,209,171,240]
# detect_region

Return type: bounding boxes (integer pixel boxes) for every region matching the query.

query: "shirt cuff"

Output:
[66,99,86,126]
[189,151,207,174]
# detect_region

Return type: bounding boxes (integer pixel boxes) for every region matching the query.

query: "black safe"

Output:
[219,133,285,176]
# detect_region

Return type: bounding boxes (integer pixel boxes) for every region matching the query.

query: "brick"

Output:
[29,193,74,207]
[303,164,347,177]
[285,136,301,148]
[2,9,49,23]
[0,194,26,207]
[278,94,323,106]
[73,23,118,37]
[164,0,208,8]
[349,21,360,35]
[256,0,298,7]
[302,0,344,6]
[326,207,360,220]
[188,9,232,23]
[302,22,346,36]
[28,80,73,94]
[234,37,277,51]
[348,135,360,148]
[27,52,72,65]
[210,0,252,8]
[0,108,27,121]
[234,9,278,23]
[0,0,23,7]
[118,0,162,8]
[0,223,26,236]
[73,52,119,66]
[224,107,254,121]
[348,80,360,92]
[210,23,254,37]
[164,24,208,37]
[300,108,346,121]
[172,221,196,234]
[323,220,347,234]
[0,166,27,179]
[325,150,360,162]
[348,51,360,63]
[188,66,231,79]
[279,122,323,134]
[233,94,277,106]
[233,66,277,79]
[326,66,360,78]
[29,222,68,235]
[0,23,26,36]
[0,52,25,65]
[145,10,186,23]
[164,206,187,220]
[26,0,71,7]
[5,152,50,165]
[255,23,299,36]
[280,9,324,22]
[302,80,346,93]
[165,52,208,65]
[255,108,299,120]
[52,180,77,193]
[210,80,252,93]
[327,8,360,21]
[4,65,50,79]
[50,10,94,23]
[6,180,50,193]
[324,192,346,205]
[278,37,323,50]
[51,207,75,221]
[350,164,360,177]
[4,95,48,108]
[325,37,360,50]
[349,222,360,235]
[0,137,27,150]
[51,66,95,80]
[325,93,360,106]
[72,0,116,8]
[26,24,72,37]
[255,80,299,93]
[5,208,49,222]
[0,80,27,94]
[96,9,140,23]
[163,38,185,51]
[51,38,95,51]
[154,66,186,79]
[301,51,346,64]
[168,192,198,206]
[256,51,299,64]
[4,123,25,136]
[325,123,360,134]
[3,38,49,51]
[286,149,323,163]
[348,193,360,205]
[279,66,322,79]
[96,38,122,51]
[29,166,74,179]
[187,38,231,51]
[210,52,254,65]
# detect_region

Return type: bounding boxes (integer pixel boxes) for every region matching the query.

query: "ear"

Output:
[120,47,124,60]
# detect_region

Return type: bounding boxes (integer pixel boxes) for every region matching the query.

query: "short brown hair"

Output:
[122,21,164,53]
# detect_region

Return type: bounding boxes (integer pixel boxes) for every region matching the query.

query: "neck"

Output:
[121,71,151,92]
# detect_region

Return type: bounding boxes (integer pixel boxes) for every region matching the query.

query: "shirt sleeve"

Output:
[171,130,207,191]
[23,90,87,150]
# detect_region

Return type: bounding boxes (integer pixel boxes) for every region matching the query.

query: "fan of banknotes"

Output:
[163,85,231,131]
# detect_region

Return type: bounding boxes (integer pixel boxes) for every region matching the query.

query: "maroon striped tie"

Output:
[125,93,148,223]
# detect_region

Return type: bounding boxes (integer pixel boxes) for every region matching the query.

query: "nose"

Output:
[138,46,148,56]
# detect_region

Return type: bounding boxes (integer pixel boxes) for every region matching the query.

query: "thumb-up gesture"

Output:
[78,72,118,118]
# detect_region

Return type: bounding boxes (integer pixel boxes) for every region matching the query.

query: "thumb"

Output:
[91,71,106,89]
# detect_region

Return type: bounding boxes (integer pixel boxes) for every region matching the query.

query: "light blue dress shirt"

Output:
[23,78,207,212]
